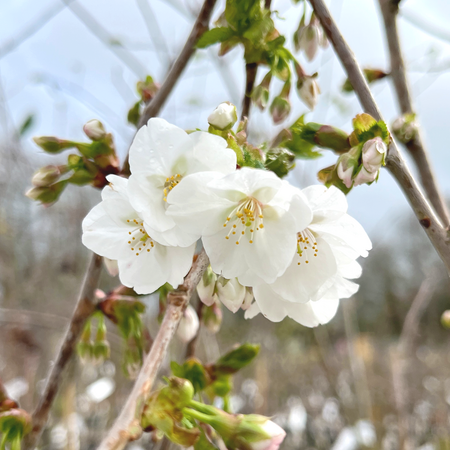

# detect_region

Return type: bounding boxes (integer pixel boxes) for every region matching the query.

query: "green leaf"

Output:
[213,344,260,375]
[19,114,35,136]
[196,27,235,49]
[170,359,209,393]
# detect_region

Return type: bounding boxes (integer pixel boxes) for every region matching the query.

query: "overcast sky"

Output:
[1,0,450,244]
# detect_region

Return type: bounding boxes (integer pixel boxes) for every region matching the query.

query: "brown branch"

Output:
[97,250,210,450]
[378,0,450,228]
[241,62,258,122]
[0,376,8,404]
[307,0,450,275]
[121,0,218,175]
[24,253,103,449]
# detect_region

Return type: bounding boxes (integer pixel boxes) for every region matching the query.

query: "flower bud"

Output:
[208,102,238,131]
[33,136,74,153]
[31,165,62,187]
[441,310,450,329]
[252,72,272,111]
[301,123,350,153]
[249,419,286,450]
[216,277,246,313]
[392,114,418,144]
[270,82,291,124]
[298,17,322,61]
[83,119,107,141]
[361,137,387,172]
[336,146,361,188]
[203,302,222,334]
[197,266,217,307]
[177,305,200,343]
[25,180,67,206]
[353,166,378,187]
[103,258,119,277]
[297,74,320,110]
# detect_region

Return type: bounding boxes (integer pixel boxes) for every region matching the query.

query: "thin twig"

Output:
[97,250,210,450]
[378,0,450,228]
[121,0,218,175]
[307,0,450,275]
[24,253,103,450]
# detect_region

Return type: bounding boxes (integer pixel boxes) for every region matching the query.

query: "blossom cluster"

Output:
[82,111,371,327]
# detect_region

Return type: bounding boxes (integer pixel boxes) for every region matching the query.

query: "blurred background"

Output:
[1,0,450,449]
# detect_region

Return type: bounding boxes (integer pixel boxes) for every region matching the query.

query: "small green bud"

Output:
[296,73,320,110]
[251,72,272,111]
[392,114,418,144]
[0,408,32,450]
[301,123,350,153]
[33,136,74,154]
[270,81,291,124]
[265,147,296,178]
[83,119,106,141]
[25,180,68,206]
[203,302,222,334]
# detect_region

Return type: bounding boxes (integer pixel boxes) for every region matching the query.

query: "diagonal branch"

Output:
[24,253,103,450]
[97,250,210,450]
[378,0,450,228]
[307,0,450,275]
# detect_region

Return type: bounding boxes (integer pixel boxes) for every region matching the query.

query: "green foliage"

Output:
[212,343,260,375]
[350,113,390,146]
[342,68,388,92]
[265,147,296,178]
[196,27,235,48]
[18,114,34,137]
[171,359,209,393]
[0,409,31,450]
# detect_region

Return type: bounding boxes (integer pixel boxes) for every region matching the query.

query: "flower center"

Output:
[163,174,183,202]
[126,218,155,256]
[296,229,318,265]
[222,197,264,245]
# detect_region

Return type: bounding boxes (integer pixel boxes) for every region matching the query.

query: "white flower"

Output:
[127,118,237,247]
[353,166,378,186]
[208,102,238,130]
[82,175,195,294]
[177,305,199,343]
[196,266,217,306]
[361,137,387,172]
[246,185,371,325]
[167,167,313,286]
[297,75,320,110]
[215,277,246,313]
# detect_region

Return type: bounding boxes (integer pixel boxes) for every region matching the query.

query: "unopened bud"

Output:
[83,119,106,141]
[33,136,74,154]
[361,137,387,172]
[297,74,320,110]
[252,72,272,111]
[208,102,238,131]
[336,148,360,189]
[177,305,199,343]
[270,82,291,124]
[353,166,378,187]
[297,16,322,61]
[0,408,32,450]
[203,302,222,334]
[25,180,67,206]
[441,310,450,329]
[392,114,418,144]
[301,123,350,153]
[216,277,246,313]
[31,165,62,187]
[197,266,217,306]
[265,148,295,178]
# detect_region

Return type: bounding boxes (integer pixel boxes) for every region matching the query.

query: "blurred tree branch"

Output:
[378,0,450,228]
[97,250,209,450]
[308,0,450,276]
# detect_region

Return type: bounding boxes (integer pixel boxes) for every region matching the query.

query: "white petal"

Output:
[302,185,348,223]
[129,118,192,177]
[244,301,261,320]
[252,285,289,322]
[310,213,372,257]
[284,297,340,327]
[269,235,338,303]
[188,131,236,174]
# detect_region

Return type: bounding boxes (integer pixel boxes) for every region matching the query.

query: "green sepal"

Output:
[196,27,235,49]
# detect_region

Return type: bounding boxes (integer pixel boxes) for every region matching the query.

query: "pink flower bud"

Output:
[31,165,61,187]
[83,119,106,141]
[336,152,358,189]
[361,137,387,172]
[353,166,378,187]
[208,102,237,130]
[297,75,320,110]
[299,21,322,62]
[250,420,286,450]
[177,305,199,343]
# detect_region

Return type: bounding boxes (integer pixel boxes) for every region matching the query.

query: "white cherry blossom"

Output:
[127,118,237,247]
[167,167,313,285]
[82,175,195,294]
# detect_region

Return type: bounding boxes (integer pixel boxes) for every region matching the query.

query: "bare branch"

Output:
[378,0,450,228]
[97,250,210,450]
[241,62,258,122]
[24,253,103,450]
[308,0,450,275]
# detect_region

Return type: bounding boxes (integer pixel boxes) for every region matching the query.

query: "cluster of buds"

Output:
[295,62,320,110]
[294,11,328,61]
[319,114,390,192]
[197,266,253,314]
[27,120,119,206]
[392,113,418,145]
[0,408,32,450]
[128,75,160,127]
[76,312,110,366]
[98,289,150,378]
